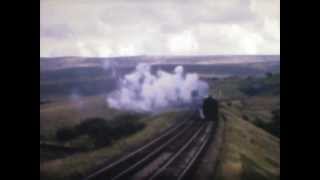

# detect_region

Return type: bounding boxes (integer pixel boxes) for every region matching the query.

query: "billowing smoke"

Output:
[106,63,209,112]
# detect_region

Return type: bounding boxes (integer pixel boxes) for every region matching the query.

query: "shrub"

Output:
[76,118,111,135]
[270,109,280,137]
[77,114,145,148]
[265,72,273,78]
[72,118,111,147]
[55,114,145,148]
[242,114,250,121]
[253,110,280,138]
[56,127,77,142]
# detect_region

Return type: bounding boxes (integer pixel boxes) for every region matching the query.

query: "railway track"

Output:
[84,114,214,180]
[148,122,213,180]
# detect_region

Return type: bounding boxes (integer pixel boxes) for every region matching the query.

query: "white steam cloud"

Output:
[107,63,209,112]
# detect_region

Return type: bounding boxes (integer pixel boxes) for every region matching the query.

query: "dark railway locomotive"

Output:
[202,95,219,121]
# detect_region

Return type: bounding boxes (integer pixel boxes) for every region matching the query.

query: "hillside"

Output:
[207,73,280,99]
[214,103,280,180]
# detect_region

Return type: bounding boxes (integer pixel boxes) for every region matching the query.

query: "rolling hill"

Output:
[40,55,279,100]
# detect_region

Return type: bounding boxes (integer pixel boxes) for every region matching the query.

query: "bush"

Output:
[79,118,114,147]
[239,74,280,96]
[265,72,273,78]
[56,127,77,142]
[253,109,280,138]
[55,114,145,148]
[76,118,111,135]
[242,114,250,121]
[80,115,144,147]
[270,109,280,137]
[110,118,145,139]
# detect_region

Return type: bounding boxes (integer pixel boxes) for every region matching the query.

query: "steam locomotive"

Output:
[201,95,219,121]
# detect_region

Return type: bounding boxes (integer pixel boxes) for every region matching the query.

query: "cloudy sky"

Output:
[40,0,280,57]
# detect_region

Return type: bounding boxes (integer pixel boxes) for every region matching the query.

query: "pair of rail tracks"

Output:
[84,114,214,180]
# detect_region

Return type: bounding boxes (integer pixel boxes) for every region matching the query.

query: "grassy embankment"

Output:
[199,73,280,180]
[214,103,280,180]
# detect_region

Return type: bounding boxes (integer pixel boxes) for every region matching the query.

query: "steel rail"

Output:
[177,122,213,180]
[148,124,206,180]
[84,118,191,180]
[111,121,196,180]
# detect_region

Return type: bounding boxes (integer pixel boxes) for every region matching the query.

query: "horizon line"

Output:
[40,54,280,59]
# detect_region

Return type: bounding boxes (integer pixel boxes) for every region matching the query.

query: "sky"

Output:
[40,0,280,57]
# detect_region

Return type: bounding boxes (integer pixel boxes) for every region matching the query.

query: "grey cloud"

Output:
[40,24,74,39]
[40,0,280,57]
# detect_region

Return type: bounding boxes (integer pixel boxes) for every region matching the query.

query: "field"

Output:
[40,94,125,138]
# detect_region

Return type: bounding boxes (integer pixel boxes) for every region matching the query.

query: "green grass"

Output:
[215,104,280,180]
[40,111,187,180]
[241,155,279,180]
